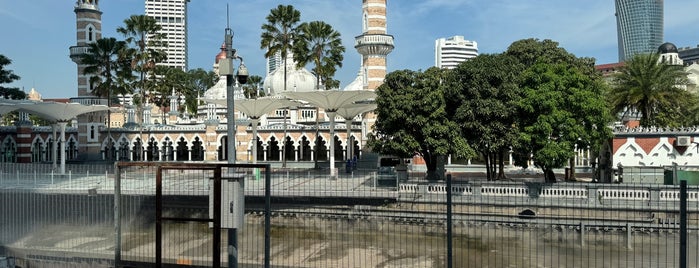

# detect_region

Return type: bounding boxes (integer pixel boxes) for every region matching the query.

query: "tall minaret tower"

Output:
[69,0,105,161]
[354,0,394,91]
[70,0,102,97]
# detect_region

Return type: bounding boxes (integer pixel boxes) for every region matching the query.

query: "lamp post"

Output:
[219,19,248,268]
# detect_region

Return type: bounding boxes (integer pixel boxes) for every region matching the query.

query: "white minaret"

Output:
[354,0,394,91]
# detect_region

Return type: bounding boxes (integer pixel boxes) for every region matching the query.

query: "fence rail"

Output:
[1,163,698,267]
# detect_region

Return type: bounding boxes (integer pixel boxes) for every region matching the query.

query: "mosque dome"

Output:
[343,69,365,91]
[215,43,227,64]
[658,42,678,54]
[262,65,317,95]
[28,88,42,101]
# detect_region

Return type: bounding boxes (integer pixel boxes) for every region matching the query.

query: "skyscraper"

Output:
[145,0,189,71]
[615,0,664,62]
[435,36,478,69]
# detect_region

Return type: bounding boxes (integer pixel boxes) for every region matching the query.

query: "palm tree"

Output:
[0,54,25,100]
[243,75,263,99]
[80,37,130,160]
[260,4,302,167]
[293,20,345,169]
[609,53,689,127]
[117,15,167,116]
[185,68,218,115]
[293,21,345,90]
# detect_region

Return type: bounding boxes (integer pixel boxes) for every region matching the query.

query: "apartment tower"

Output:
[435,36,478,69]
[145,0,189,71]
[615,0,664,61]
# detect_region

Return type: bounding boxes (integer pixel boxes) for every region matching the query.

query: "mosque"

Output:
[0,0,394,167]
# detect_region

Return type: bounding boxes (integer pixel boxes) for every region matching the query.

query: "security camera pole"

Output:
[220,6,248,267]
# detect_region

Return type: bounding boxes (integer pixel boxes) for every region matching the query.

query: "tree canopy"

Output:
[445,53,524,180]
[608,53,689,127]
[369,68,474,180]
[0,54,25,100]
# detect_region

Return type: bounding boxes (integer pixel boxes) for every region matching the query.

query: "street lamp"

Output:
[219,27,248,163]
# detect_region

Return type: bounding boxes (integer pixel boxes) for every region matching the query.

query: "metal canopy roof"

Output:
[336,103,377,119]
[203,96,298,118]
[15,101,110,122]
[281,90,376,111]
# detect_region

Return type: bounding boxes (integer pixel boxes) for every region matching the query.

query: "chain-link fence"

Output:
[0,163,698,267]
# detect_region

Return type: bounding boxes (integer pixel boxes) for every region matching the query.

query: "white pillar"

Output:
[52,124,57,170]
[251,118,259,164]
[328,111,337,178]
[345,121,352,161]
[58,121,68,175]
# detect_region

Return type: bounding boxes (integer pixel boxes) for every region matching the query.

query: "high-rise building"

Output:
[145,0,189,71]
[435,36,478,69]
[266,50,283,76]
[615,0,664,62]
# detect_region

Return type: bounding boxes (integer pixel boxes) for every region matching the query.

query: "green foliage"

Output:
[184,68,218,114]
[0,54,25,100]
[243,75,264,99]
[516,62,612,181]
[369,68,474,180]
[506,38,612,181]
[260,5,302,92]
[608,53,689,127]
[445,53,524,180]
[117,15,167,105]
[293,21,345,90]
[80,37,131,99]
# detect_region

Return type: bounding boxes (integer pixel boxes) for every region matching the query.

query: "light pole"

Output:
[219,17,248,268]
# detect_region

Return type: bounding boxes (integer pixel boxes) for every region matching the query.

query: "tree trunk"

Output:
[484,152,492,181]
[425,154,446,181]
[497,150,507,180]
[544,168,556,182]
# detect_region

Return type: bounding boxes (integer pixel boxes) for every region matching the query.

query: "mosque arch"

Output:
[161,136,175,161]
[299,135,312,161]
[31,136,45,162]
[132,137,144,161]
[147,136,160,161]
[101,136,117,161]
[1,136,17,163]
[333,135,344,160]
[117,137,130,161]
[176,136,189,161]
[314,135,328,161]
[191,136,204,161]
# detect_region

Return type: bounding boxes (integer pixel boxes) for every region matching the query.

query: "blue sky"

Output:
[2,0,699,99]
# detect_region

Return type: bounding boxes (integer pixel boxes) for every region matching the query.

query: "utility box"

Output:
[209,174,245,230]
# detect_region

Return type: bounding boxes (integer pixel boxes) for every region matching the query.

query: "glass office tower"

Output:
[615,0,664,62]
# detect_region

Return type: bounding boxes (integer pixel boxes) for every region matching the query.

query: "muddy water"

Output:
[4,215,698,267]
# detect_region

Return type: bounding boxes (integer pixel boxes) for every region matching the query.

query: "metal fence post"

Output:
[446,173,453,268]
[680,180,687,268]
[265,165,271,268]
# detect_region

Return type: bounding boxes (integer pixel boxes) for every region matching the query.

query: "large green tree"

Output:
[506,39,612,182]
[515,62,612,182]
[184,68,218,114]
[608,53,689,127]
[0,54,25,100]
[369,68,474,181]
[445,53,524,180]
